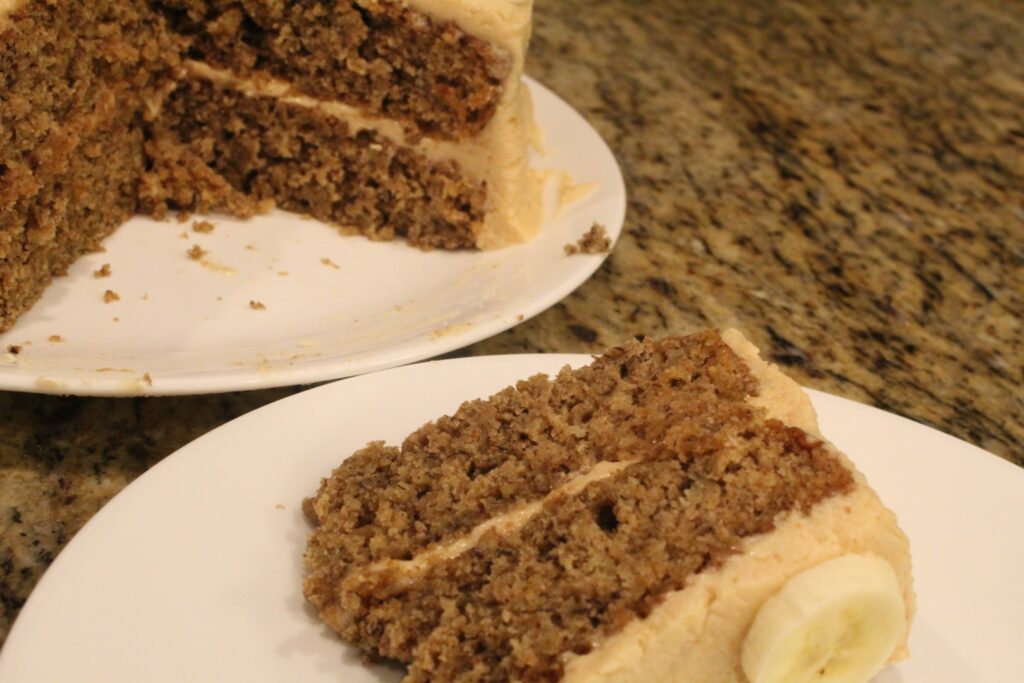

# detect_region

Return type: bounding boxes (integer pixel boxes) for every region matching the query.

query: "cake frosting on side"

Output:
[404,0,541,247]
[303,329,914,682]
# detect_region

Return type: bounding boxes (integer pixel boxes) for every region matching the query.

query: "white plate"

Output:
[2,354,1022,682]
[0,79,625,396]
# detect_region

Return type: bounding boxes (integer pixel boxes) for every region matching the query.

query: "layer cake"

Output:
[0,0,540,331]
[303,329,915,682]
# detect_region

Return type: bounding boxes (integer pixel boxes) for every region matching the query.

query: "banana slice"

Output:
[741,554,906,683]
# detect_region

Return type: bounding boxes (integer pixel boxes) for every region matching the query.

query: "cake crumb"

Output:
[6,345,21,355]
[321,258,340,270]
[175,211,192,224]
[250,300,267,310]
[275,504,286,510]
[48,335,63,343]
[104,290,120,303]
[93,263,112,278]
[142,293,149,301]
[179,231,189,239]
[564,222,612,255]
[187,244,207,260]
[192,219,215,234]
[245,243,256,251]
[142,372,153,386]
[517,314,525,321]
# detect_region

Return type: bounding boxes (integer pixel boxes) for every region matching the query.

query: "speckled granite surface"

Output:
[1,0,1022,646]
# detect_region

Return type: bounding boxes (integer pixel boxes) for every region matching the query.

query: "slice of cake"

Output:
[303,329,914,682]
[0,0,540,331]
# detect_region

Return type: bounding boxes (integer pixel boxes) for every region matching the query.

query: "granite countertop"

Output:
[1,0,1022,645]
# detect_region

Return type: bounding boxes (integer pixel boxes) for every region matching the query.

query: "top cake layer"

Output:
[303,330,913,682]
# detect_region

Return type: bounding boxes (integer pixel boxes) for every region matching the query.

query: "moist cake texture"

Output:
[148,76,488,248]
[0,0,184,330]
[0,0,540,331]
[303,329,914,682]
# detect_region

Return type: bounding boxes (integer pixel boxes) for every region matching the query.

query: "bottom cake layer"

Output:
[145,77,489,251]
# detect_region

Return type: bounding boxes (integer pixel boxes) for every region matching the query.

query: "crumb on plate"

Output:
[187,244,207,260]
[104,290,120,303]
[250,300,267,310]
[192,219,215,234]
[48,335,63,343]
[321,258,340,270]
[564,222,612,255]
[93,263,112,278]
